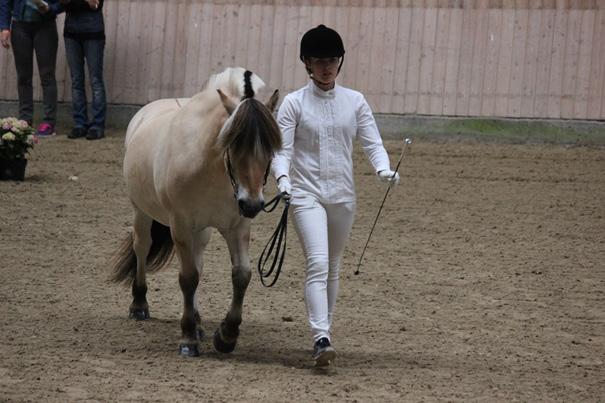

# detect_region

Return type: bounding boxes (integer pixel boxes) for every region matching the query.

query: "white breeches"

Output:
[291,195,356,342]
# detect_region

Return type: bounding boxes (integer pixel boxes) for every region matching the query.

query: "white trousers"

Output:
[291,195,356,343]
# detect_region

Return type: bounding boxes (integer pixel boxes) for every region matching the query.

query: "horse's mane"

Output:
[213,68,281,162]
[205,67,266,99]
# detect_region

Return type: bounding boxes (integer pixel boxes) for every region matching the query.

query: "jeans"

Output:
[10,20,58,125]
[64,37,106,130]
[291,194,356,343]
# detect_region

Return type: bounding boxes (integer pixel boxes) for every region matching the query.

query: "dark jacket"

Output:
[63,0,104,39]
[0,0,61,30]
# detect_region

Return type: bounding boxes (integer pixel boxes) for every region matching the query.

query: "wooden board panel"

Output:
[481,6,503,116]
[560,8,581,119]
[587,9,605,119]
[507,3,528,117]
[391,5,413,114]
[573,9,595,119]
[404,3,425,114]
[429,5,450,115]
[519,2,542,118]
[533,6,556,117]
[468,1,489,116]
[494,6,515,117]
[418,4,437,114]
[455,1,476,116]
[442,6,463,115]
[547,2,568,118]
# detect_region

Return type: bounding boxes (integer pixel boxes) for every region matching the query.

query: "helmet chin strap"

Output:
[309,73,334,87]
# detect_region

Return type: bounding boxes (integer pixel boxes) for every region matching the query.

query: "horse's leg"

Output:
[214,221,252,353]
[192,228,212,341]
[129,207,153,320]
[172,222,204,357]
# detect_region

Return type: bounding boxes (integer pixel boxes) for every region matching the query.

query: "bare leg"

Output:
[129,207,153,320]
[214,220,252,353]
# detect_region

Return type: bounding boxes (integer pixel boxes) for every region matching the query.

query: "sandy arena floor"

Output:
[1,132,603,402]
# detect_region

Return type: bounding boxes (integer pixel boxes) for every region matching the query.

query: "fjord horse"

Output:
[111,67,281,356]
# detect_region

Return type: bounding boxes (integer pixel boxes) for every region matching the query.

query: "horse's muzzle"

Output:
[238,199,264,219]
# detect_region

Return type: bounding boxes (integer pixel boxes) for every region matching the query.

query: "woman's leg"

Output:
[83,39,106,131]
[325,202,356,328]
[64,37,88,129]
[10,22,35,125]
[292,196,331,343]
[33,20,58,126]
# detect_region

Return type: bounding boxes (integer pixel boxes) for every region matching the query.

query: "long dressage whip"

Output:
[354,138,412,275]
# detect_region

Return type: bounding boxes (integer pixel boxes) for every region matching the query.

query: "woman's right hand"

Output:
[277,176,292,197]
[0,30,10,49]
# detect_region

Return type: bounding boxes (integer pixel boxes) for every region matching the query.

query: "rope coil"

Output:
[257,193,290,287]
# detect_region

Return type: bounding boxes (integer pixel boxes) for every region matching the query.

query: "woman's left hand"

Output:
[377,169,400,185]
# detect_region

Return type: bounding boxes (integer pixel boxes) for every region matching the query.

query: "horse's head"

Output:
[217,88,281,218]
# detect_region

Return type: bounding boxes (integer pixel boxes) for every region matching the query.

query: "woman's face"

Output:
[305,57,340,85]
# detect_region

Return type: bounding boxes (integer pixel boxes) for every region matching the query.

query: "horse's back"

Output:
[125,98,191,148]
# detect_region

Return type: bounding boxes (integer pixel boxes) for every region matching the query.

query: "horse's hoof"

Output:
[128,308,150,321]
[178,343,200,357]
[213,329,237,354]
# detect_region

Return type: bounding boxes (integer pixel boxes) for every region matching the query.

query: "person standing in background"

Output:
[0,0,61,137]
[61,0,106,140]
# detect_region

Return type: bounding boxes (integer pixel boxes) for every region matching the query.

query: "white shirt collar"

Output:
[308,80,337,99]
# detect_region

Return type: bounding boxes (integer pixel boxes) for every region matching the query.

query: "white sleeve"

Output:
[271,95,298,180]
[356,95,390,173]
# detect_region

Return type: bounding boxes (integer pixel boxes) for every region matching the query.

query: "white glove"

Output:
[277,176,292,196]
[377,169,400,185]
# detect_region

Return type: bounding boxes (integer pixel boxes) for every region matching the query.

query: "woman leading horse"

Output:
[111,67,281,357]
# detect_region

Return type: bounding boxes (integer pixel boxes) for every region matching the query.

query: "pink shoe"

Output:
[36,122,56,137]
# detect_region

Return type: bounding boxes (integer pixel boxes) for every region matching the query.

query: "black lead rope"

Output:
[257,192,290,287]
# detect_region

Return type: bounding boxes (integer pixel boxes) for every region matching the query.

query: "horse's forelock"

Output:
[219,99,281,162]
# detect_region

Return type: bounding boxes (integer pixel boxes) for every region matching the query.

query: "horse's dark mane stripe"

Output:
[242,70,255,100]
[220,98,281,162]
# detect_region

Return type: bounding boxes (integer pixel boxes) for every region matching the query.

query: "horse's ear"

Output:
[265,89,279,113]
[217,89,236,115]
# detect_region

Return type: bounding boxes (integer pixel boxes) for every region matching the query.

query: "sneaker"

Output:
[313,337,336,367]
[68,127,87,139]
[36,122,55,137]
[86,127,104,140]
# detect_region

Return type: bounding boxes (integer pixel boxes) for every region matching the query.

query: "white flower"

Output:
[2,132,16,141]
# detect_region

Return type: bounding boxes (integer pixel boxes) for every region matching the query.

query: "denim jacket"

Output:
[0,0,61,30]
[63,0,104,35]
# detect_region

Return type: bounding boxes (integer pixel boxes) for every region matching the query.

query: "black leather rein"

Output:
[257,192,290,287]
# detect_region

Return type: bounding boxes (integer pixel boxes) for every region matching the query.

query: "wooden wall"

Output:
[0,0,604,120]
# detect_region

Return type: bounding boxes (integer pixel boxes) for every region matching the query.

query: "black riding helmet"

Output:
[300,24,345,60]
[300,25,345,73]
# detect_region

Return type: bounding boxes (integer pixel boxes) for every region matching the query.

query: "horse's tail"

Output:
[110,220,174,285]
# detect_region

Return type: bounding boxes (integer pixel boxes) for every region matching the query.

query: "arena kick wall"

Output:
[0,0,604,120]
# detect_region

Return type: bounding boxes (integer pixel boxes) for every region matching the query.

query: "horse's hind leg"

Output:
[214,222,252,353]
[129,208,153,320]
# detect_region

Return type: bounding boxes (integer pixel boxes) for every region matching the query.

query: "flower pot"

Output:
[0,158,27,181]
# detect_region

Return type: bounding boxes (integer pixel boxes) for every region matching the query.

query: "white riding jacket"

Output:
[272,81,390,203]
